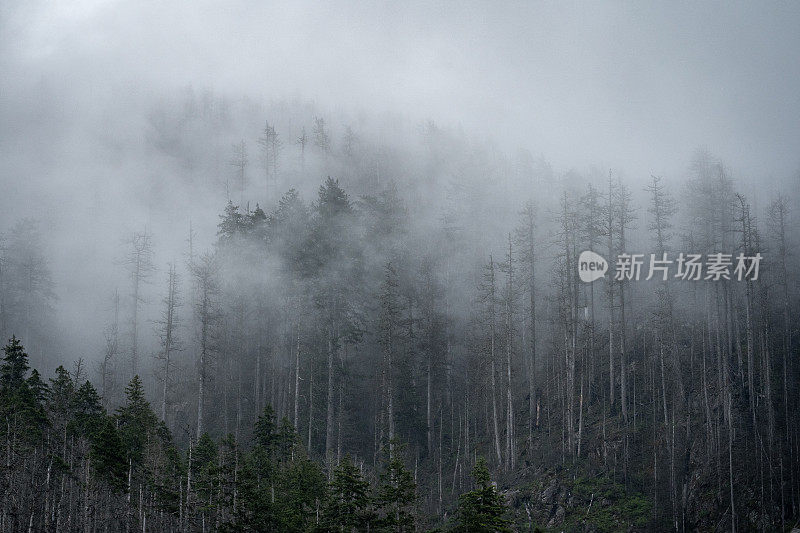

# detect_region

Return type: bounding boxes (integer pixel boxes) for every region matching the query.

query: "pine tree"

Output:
[319,455,373,531]
[451,457,510,532]
[191,432,220,526]
[69,380,104,437]
[0,335,29,390]
[254,404,278,454]
[376,446,417,532]
[91,417,128,491]
[0,336,46,445]
[218,201,246,242]
[156,263,181,424]
[191,252,221,439]
[116,375,159,464]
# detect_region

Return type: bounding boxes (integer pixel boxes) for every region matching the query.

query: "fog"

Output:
[5,2,800,172]
[1,1,798,369]
[0,1,796,367]
[2,3,800,530]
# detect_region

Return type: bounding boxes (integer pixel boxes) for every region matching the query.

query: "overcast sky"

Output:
[2,1,799,183]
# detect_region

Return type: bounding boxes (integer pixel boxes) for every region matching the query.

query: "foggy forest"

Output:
[1,2,799,532]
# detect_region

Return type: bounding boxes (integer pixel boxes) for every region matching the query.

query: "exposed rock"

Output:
[547,505,565,528]
[542,478,559,503]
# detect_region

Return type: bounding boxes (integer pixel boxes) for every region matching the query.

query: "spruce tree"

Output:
[0,335,29,389]
[0,336,46,445]
[376,446,417,532]
[91,417,128,491]
[69,380,104,437]
[452,457,510,532]
[319,454,374,532]
[116,375,159,464]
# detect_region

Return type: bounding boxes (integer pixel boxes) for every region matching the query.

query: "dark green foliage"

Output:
[376,448,417,532]
[253,404,278,451]
[116,375,159,463]
[193,431,220,510]
[91,417,128,491]
[569,475,652,532]
[1,335,29,389]
[232,406,326,532]
[451,458,510,532]
[69,380,104,437]
[275,452,327,531]
[319,455,374,532]
[48,364,75,421]
[0,336,47,444]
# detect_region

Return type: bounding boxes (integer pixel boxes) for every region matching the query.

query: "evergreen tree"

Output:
[218,200,246,242]
[451,457,510,532]
[376,446,417,532]
[254,404,278,452]
[193,432,220,517]
[26,368,48,405]
[319,455,374,532]
[69,380,104,437]
[0,335,29,389]
[0,336,46,445]
[277,451,327,531]
[91,417,128,491]
[116,375,159,464]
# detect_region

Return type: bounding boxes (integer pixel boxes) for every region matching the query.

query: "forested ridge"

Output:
[0,99,798,532]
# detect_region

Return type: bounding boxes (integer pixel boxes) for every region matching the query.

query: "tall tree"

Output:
[230,139,249,204]
[258,120,282,201]
[296,127,308,171]
[124,231,155,378]
[379,263,401,458]
[515,201,538,444]
[191,252,220,439]
[312,118,331,156]
[156,263,182,424]
[499,233,517,469]
[478,257,503,466]
[100,290,121,406]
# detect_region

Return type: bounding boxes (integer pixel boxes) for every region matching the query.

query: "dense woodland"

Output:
[0,94,798,532]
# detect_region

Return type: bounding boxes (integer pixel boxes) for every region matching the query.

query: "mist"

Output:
[1,2,799,531]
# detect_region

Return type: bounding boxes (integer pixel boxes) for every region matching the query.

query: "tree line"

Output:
[0,335,516,532]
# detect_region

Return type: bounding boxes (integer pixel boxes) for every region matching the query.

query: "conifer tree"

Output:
[116,375,159,464]
[319,454,373,531]
[451,457,510,532]
[91,417,128,491]
[376,445,417,532]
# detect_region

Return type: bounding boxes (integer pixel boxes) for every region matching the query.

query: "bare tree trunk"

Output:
[728,391,736,533]
[488,257,503,466]
[427,357,432,458]
[308,356,314,451]
[161,264,179,423]
[504,234,515,469]
[325,325,335,468]
[294,328,301,429]
[528,214,537,442]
